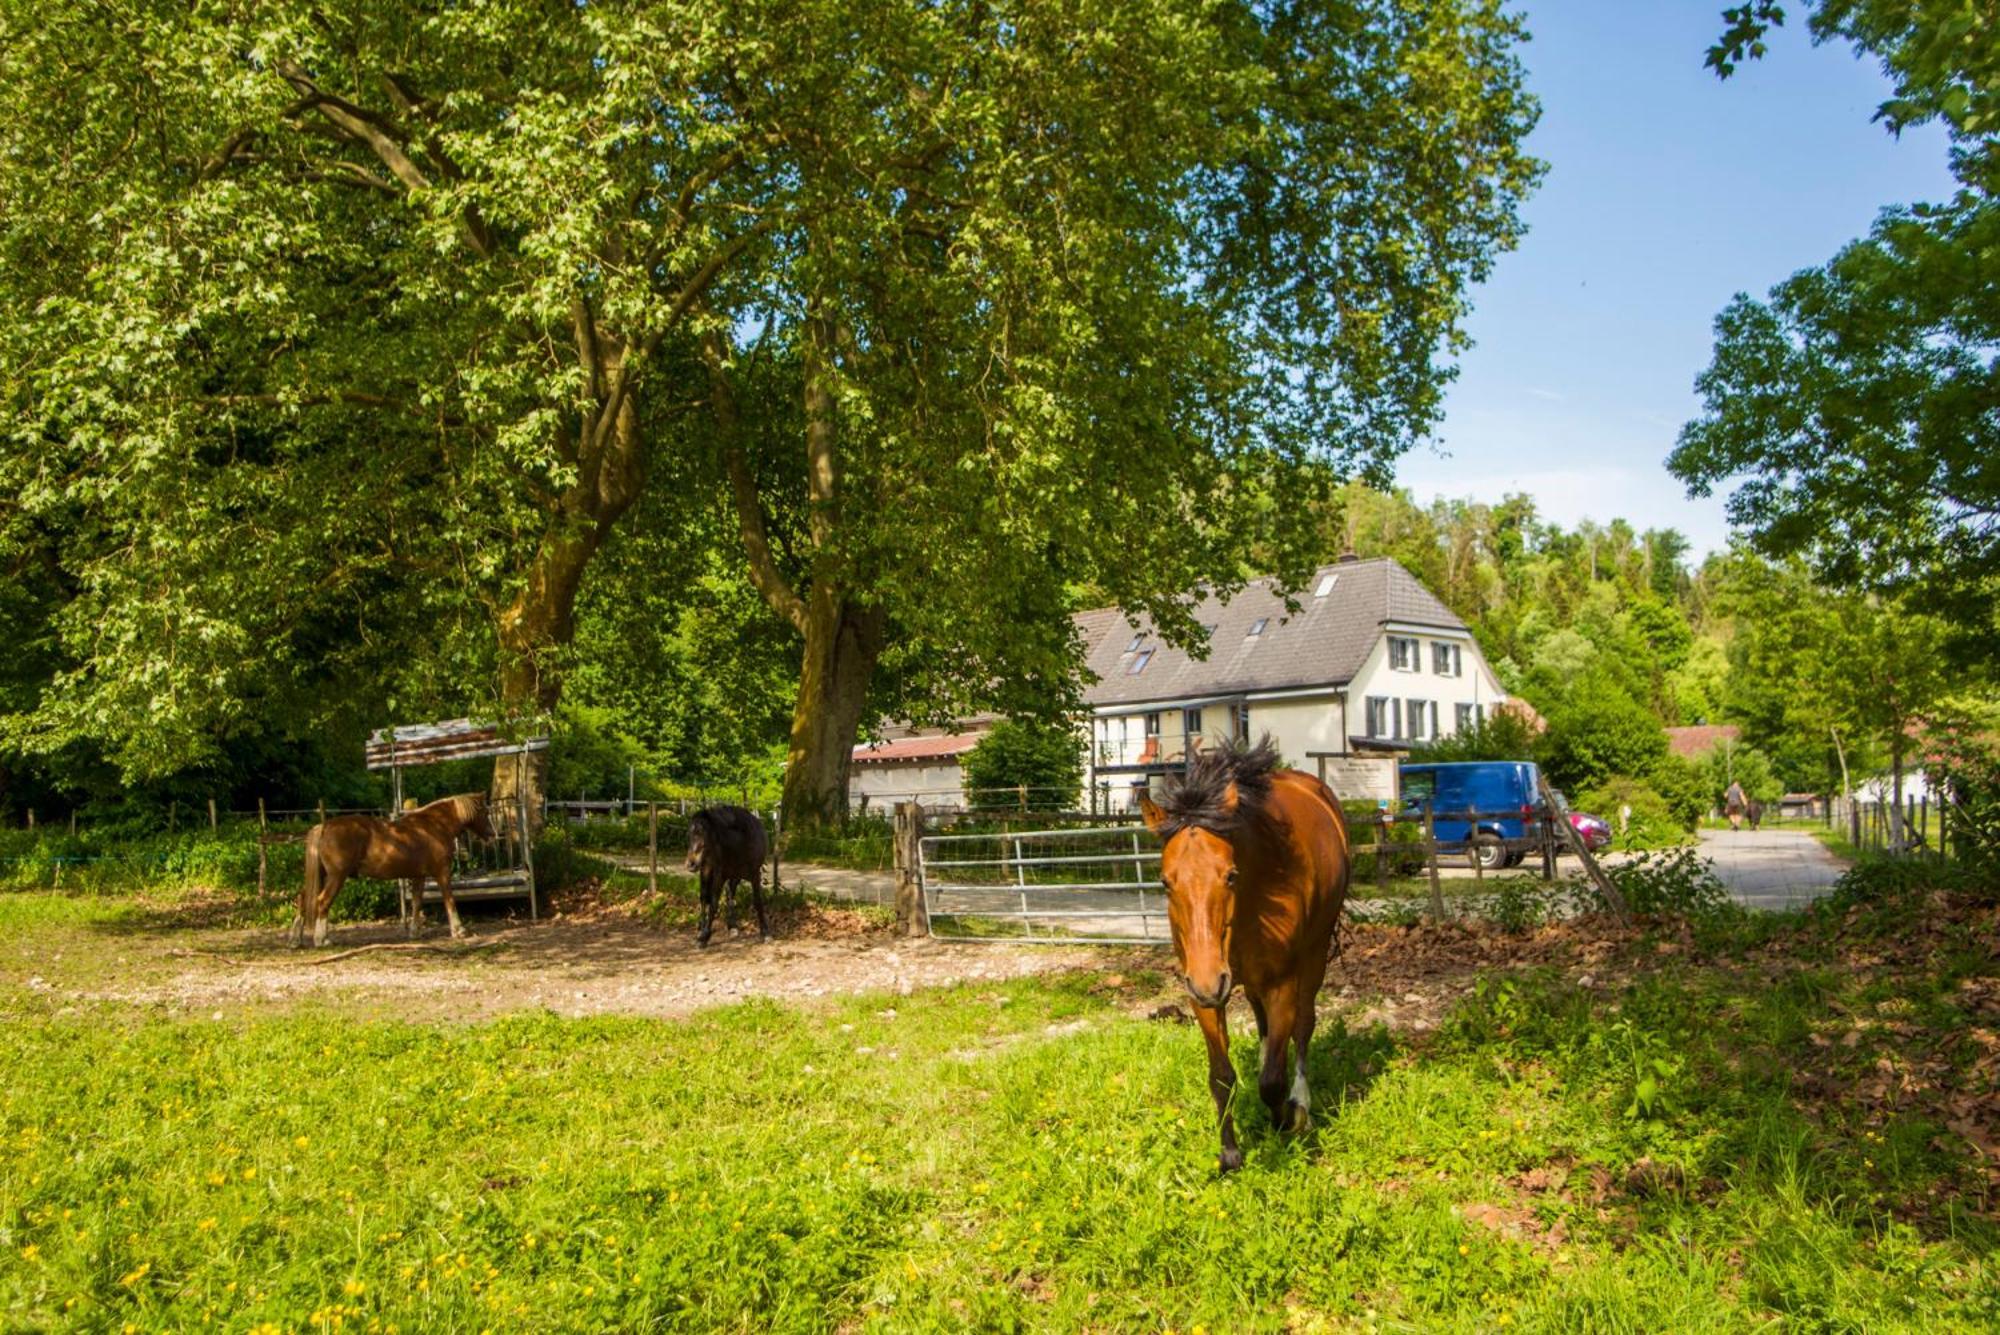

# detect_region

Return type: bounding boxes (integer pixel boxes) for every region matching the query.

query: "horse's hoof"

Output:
[697,937,712,950]
[1286,1102,1312,1135]
[1218,1147,1244,1174]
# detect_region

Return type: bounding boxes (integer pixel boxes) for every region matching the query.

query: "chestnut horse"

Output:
[291,794,495,948]
[1140,739,1351,1172]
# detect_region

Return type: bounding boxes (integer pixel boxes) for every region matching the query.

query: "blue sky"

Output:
[1396,0,1959,554]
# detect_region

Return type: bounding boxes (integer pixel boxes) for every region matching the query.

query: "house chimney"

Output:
[1336,548,1360,564]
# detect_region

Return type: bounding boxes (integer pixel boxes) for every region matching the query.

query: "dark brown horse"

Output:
[292,794,495,948]
[1140,739,1351,1172]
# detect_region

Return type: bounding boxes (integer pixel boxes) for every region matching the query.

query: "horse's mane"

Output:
[1150,736,1282,840]
[410,793,484,819]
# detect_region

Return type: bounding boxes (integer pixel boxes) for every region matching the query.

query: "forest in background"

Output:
[4,462,1987,832]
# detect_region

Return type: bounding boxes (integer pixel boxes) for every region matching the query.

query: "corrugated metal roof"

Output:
[1075,558,1468,708]
[851,733,987,765]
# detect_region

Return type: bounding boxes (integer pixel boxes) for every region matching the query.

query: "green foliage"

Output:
[1647,753,1711,832]
[1602,847,1734,923]
[1685,2,2000,637]
[959,722,1083,811]
[1575,777,1689,851]
[1406,708,1539,763]
[1539,674,1668,793]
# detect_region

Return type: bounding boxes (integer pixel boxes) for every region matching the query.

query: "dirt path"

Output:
[31,905,1151,1024]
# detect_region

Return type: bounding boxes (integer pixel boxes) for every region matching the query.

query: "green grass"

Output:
[0,888,1995,1331]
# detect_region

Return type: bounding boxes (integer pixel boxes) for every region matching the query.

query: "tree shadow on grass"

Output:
[1232,1015,1400,1167]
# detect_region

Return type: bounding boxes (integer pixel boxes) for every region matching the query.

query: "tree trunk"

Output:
[490,333,646,831]
[781,590,885,828]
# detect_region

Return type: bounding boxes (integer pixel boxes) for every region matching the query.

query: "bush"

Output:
[1575,777,1690,850]
[1647,753,1709,831]
[960,721,1082,811]
[1539,674,1667,792]
[1601,847,1732,922]
[1407,709,1541,764]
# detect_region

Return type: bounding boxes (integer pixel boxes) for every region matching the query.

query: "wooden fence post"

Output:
[208,797,218,831]
[316,799,326,827]
[770,804,782,892]
[893,801,928,937]
[1375,810,1391,894]
[648,801,659,896]
[69,810,77,836]
[1422,805,1447,920]
[256,797,269,897]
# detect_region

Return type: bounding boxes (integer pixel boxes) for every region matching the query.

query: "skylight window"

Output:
[1247,618,1269,637]
[1127,649,1154,674]
[1126,633,1146,653]
[1315,573,1338,597]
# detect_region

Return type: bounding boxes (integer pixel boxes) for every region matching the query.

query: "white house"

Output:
[1076,554,1509,808]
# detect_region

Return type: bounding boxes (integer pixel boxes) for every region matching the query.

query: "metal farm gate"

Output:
[918,821,1169,943]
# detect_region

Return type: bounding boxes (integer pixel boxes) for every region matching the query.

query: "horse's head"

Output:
[463,794,497,841]
[685,812,710,872]
[1141,782,1241,1009]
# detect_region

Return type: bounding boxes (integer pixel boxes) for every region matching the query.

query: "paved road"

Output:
[1696,827,1848,909]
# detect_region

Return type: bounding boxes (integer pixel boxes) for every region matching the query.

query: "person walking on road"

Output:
[1724,780,1747,832]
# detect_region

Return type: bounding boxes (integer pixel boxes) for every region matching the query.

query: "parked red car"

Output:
[1568,809,1612,851]
[1551,790,1613,852]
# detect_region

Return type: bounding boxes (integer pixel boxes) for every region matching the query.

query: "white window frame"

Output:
[1365,696,1391,737]
[1432,642,1461,677]
[1406,699,1430,741]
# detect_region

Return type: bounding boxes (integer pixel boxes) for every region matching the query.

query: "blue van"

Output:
[1398,761,1547,870]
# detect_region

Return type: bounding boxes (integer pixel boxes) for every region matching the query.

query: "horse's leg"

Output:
[1247,992,1270,1043]
[405,878,424,939]
[697,872,718,948]
[724,877,740,934]
[749,866,771,940]
[1254,980,1300,1133]
[313,870,345,948]
[1285,952,1329,1134]
[1194,1002,1242,1173]
[438,863,465,940]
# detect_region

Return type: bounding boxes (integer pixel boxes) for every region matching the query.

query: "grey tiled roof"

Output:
[1076,558,1467,708]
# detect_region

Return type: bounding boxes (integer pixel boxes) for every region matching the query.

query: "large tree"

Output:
[0,3,780,799]
[1674,2,2000,639]
[702,0,1543,822]
[0,0,1539,828]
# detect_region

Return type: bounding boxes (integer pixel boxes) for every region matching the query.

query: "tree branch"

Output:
[704,332,808,634]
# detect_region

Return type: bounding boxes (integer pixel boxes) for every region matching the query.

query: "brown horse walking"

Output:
[1140,739,1351,1173]
[292,794,495,948]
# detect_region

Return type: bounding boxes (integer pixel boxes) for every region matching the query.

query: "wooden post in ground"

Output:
[25,809,33,831]
[256,797,269,897]
[893,800,929,937]
[1537,774,1629,922]
[69,810,77,836]
[1375,811,1391,894]
[647,801,659,895]
[1422,804,1447,920]
[316,799,326,827]
[770,804,782,891]
[208,797,217,831]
